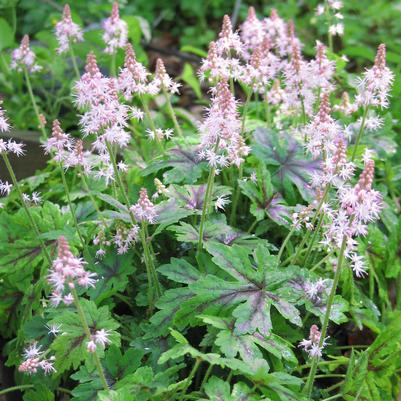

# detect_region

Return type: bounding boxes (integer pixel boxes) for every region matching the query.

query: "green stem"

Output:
[310,252,333,272]
[70,286,109,390]
[229,164,243,226]
[200,364,213,392]
[292,185,330,263]
[24,68,47,139]
[264,89,271,126]
[79,170,107,226]
[141,97,165,156]
[69,45,80,80]
[303,235,348,397]
[59,164,87,254]
[277,226,296,263]
[140,221,161,312]
[179,358,202,401]
[197,167,216,254]
[111,51,117,76]
[229,89,251,226]
[2,153,52,266]
[247,219,258,234]
[303,212,325,267]
[322,394,343,401]
[105,142,161,301]
[163,89,184,138]
[0,384,34,396]
[351,106,369,162]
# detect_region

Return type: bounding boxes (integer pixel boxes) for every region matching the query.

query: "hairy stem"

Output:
[59,164,88,255]
[24,68,47,139]
[303,235,347,397]
[69,45,80,80]
[105,142,161,302]
[163,89,184,138]
[141,97,165,156]
[197,167,216,254]
[2,153,52,266]
[71,286,109,390]
[351,106,369,162]
[277,225,296,263]
[178,358,202,401]
[0,385,34,396]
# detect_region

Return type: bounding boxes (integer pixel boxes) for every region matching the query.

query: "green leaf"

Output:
[158,258,201,284]
[23,385,54,401]
[180,63,202,99]
[170,243,302,337]
[49,300,120,373]
[0,18,14,50]
[88,252,136,302]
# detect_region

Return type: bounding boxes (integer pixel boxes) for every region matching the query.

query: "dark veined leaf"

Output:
[169,215,272,250]
[88,252,136,303]
[158,258,202,284]
[170,243,302,335]
[49,300,120,373]
[285,270,349,324]
[70,346,144,401]
[142,147,206,184]
[200,315,297,365]
[252,128,321,201]
[239,165,291,226]
[166,184,231,214]
[158,330,254,376]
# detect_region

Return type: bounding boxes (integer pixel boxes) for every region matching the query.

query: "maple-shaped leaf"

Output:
[142,147,206,184]
[173,243,302,335]
[252,128,321,201]
[239,165,291,226]
[285,270,349,324]
[166,184,231,214]
[200,315,296,366]
[149,258,200,336]
[169,215,272,250]
[88,253,136,303]
[201,377,262,401]
[70,346,144,401]
[49,300,120,374]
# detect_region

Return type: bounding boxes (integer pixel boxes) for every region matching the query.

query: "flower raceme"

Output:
[130,188,158,224]
[321,154,383,277]
[299,325,328,358]
[117,43,150,99]
[55,4,83,54]
[198,80,250,171]
[356,44,394,109]
[11,35,41,73]
[18,342,56,375]
[47,236,97,306]
[102,2,128,54]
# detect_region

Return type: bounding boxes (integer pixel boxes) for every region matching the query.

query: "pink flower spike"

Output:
[102,2,128,54]
[130,188,158,224]
[11,35,42,73]
[55,4,83,54]
[0,101,10,132]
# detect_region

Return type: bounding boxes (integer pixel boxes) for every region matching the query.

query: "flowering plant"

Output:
[0,3,400,401]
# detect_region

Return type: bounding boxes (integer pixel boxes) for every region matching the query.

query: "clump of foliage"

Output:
[0,2,400,401]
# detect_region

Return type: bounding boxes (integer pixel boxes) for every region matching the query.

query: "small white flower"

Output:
[215,195,230,211]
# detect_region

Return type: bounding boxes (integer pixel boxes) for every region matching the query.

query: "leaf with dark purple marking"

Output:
[142,147,206,184]
[169,216,270,250]
[239,166,291,226]
[170,243,303,335]
[252,128,321,201]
